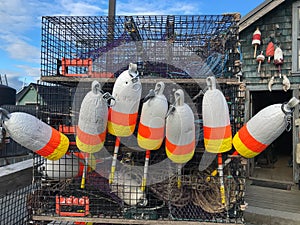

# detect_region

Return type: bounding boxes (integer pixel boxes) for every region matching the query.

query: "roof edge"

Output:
[239,0,285,32]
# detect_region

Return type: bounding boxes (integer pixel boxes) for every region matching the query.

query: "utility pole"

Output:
[107,0,116,72]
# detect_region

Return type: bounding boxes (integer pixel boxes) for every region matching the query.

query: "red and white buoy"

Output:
[108,63,142,184]
[252,27,261,58]
[166,89,195,188]
[76,81,108,153]
[266,41,274,63]
[256,51,265,75]
[137,81,168,191]
[233,97,299,158]
[202,76,232,154]
[274,46,284,78]
[1,110,69,160]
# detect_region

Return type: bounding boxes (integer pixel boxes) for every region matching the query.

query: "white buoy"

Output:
[233,97,299,158]
[137,81,168,191]
[45,154,80,179]
[108,63,142,184]
[202,76,232,153]
[166,89,195,188]
[2,111,69,160]
[138,82,168,150]
[76,80,108,153]
[108,63,142,137]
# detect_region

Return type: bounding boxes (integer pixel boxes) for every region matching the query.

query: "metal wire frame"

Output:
[41,15,240,79]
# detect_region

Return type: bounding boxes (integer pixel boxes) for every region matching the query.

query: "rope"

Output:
[150,167,244,213]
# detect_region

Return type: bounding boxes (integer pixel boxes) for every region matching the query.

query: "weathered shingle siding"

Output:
[240,0,293,86]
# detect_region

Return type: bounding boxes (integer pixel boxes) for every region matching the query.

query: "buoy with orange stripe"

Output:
[76,80,109,153]
[108,63,141,137]
[202,76,232,205]
[166,89,195,188]
[0,109,69,160]
[138,81,168,150]
[202,76,232,153]
[108,63,142,184]
[233,97,299,158]
[137,82,168,191]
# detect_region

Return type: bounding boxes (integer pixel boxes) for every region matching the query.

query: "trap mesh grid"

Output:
[0,185,33,225]
[28,14,245,224]
[41,15,240,79]
[29,81,246,224]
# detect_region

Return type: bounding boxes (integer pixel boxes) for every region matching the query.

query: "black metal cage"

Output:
[41,15,241,80]
[27,14,247,224]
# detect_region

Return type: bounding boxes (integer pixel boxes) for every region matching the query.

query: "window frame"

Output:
[292,1,300,73]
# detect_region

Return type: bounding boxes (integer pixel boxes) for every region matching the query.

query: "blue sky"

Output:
[0,0,265,91]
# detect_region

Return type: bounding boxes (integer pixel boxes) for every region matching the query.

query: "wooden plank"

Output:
[32,216,239,224]
[40,76,240,85]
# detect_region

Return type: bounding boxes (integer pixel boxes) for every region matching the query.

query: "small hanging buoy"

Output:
[202,76,232,153]
[1,110,69,160]
[256,51,265,75]
[274,46,284,78]
[76,80,108,153]
[252,27,261,58]
[266,41,275,63]
[233,97,299,158]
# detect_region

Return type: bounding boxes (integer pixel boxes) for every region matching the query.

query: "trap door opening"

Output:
[249,90,293,184]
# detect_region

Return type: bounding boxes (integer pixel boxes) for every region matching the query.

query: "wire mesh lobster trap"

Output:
[28,80,246,224]
[26,14,247,224]
[31,147,246,224]
[41,14,241,80]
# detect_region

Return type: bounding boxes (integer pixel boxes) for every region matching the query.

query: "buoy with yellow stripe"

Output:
[108,63,142,184]
[166,89,195,188]
[138,81,168,150]
[0,109,69,160]
[137,82,168,191]
[202,76,232,153]
[76,80,109,153]
[108,63,141,137]
[233,97,299,158]
[202,76,232,205]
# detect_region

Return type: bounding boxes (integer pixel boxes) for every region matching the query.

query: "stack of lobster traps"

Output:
[27,14,247,224]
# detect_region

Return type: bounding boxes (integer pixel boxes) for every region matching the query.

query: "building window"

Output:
[292,1,300,73]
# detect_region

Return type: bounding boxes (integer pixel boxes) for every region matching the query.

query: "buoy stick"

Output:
[177,163,182,189]
[218,153,226,205]
[109,136,120,184]
[80,153,89,189]
[254,44,257,59]
[141,150,150,192]
[206,151,239,181]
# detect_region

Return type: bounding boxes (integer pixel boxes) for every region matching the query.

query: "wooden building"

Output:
[239,0,300,185]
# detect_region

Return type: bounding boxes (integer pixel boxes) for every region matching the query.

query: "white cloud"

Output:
[117,0,202,15]
[59,0,107,16]
[0,33,40,64]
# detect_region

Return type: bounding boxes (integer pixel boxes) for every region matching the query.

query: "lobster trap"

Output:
[31,147,246,224]
[28,80,246,224]
[27,14,247,224]
[41,14,241,81]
